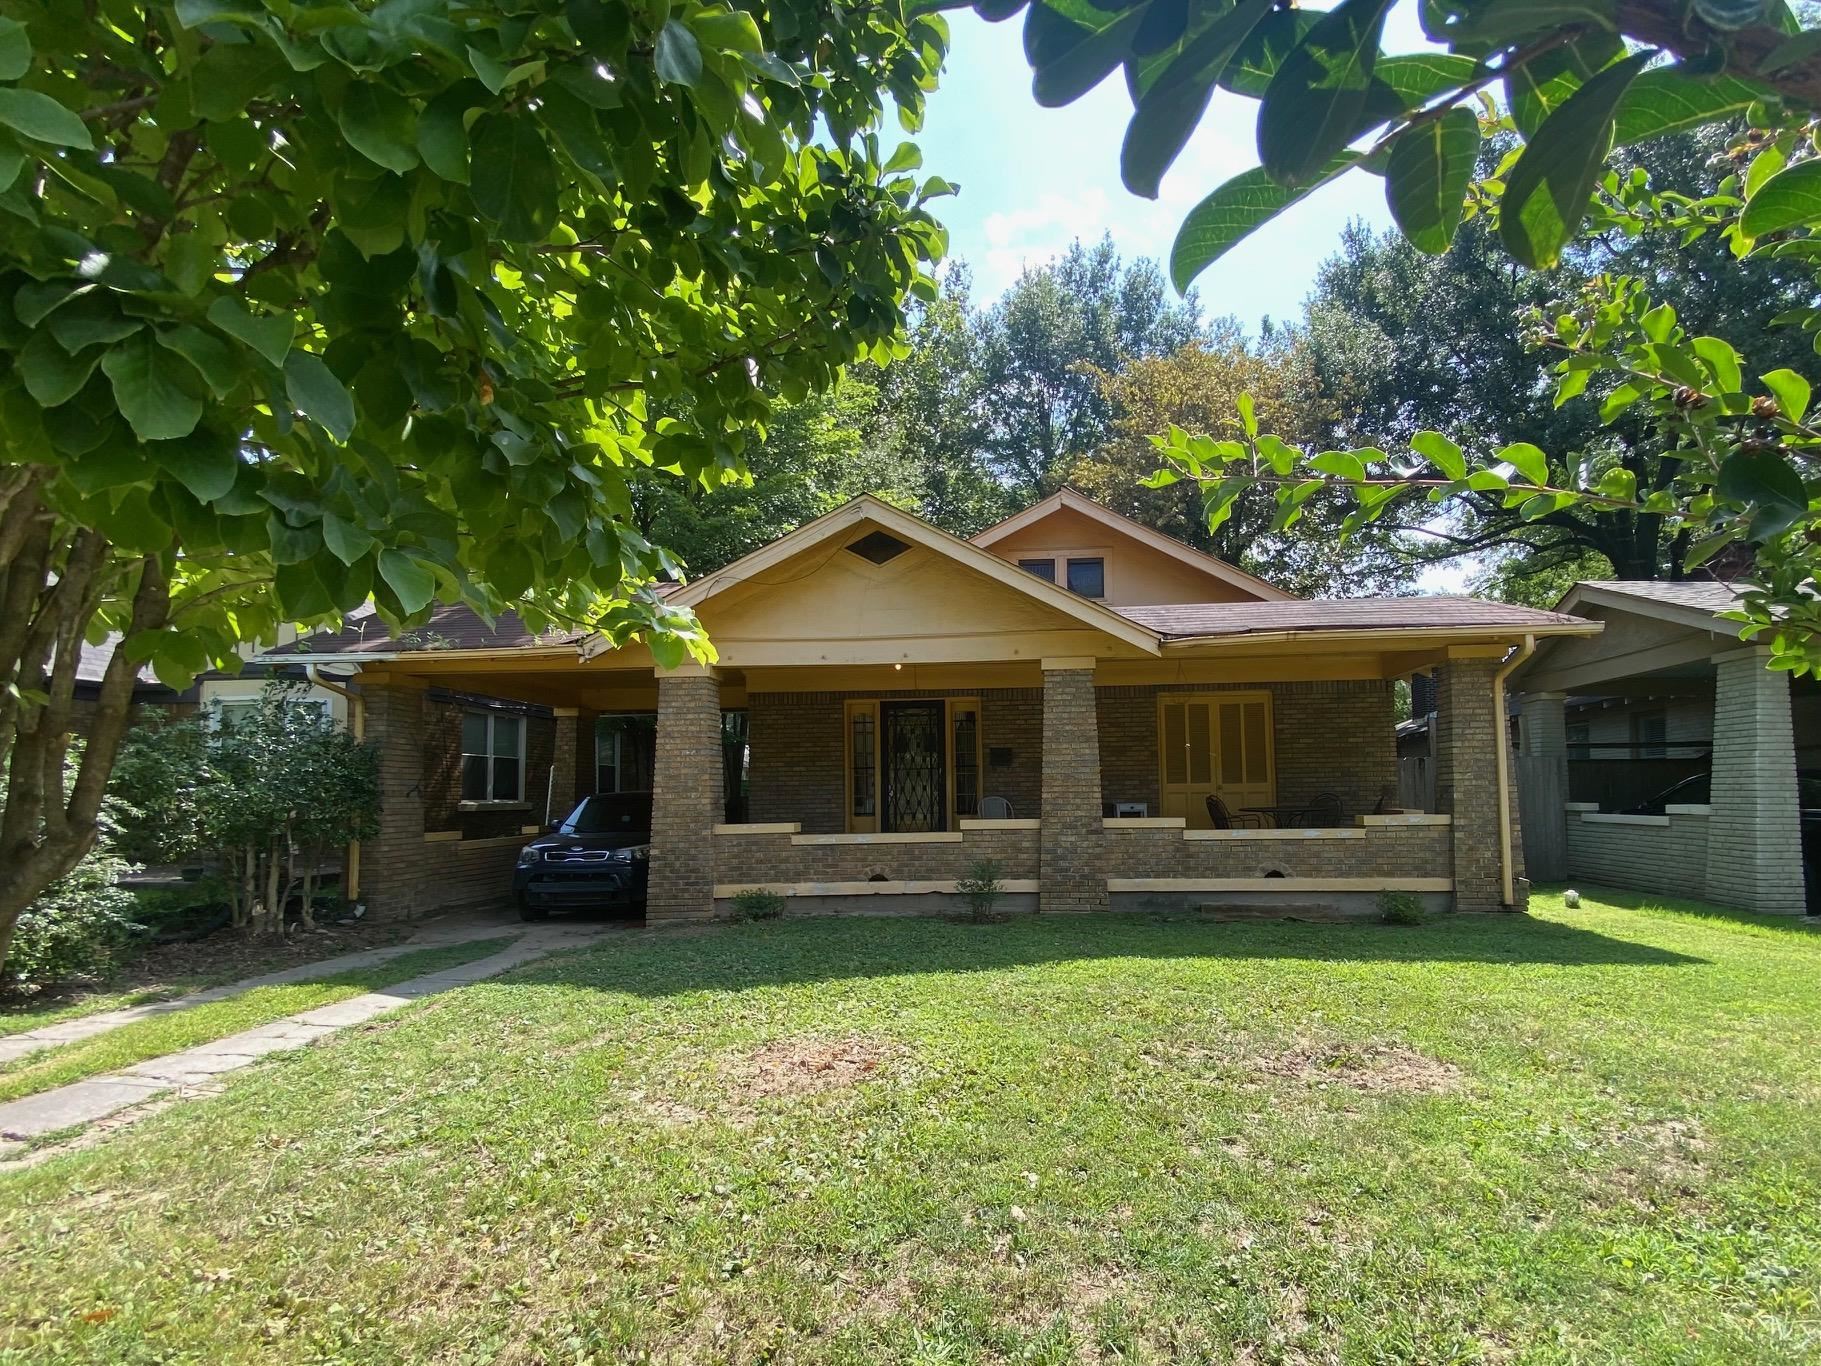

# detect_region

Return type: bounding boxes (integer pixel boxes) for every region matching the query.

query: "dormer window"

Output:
[847,530,909,565]
[1066,558,1105,599]
[1018,558,1056,583]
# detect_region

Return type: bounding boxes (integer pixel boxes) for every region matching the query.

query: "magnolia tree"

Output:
[980,0,1821,670]
[0,0,953,961]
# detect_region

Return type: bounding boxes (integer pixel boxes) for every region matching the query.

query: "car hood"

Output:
[526,833,649,855]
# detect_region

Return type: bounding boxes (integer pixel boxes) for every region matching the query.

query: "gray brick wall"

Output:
[1041,666,1108,912]
[1704,648,1806,914]
[1568,812,1711,899]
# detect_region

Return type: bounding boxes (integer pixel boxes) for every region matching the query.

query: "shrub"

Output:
[5,844,143,994]
[1378,891,1426,927]
[730,889,786,922]
[956,859,1005,922]
[130,878,234,942]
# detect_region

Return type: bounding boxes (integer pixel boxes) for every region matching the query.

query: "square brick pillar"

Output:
[1039,659,1108,913]
[646,666,721,923]
[356,677,431,920]
[1434,657,1521,913]
[549,708,580,822]
[1517,691,1569,882]
[1704,647,1806,914]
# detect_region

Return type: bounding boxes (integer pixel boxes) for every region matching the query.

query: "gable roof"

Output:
[264,603,587,659]
[969,488,1294,602]
[1553,580,1746,634]
[1119,597,1599,643]
[662,494,1164,654]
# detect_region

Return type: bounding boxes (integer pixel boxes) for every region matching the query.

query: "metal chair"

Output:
[1207,795,1266,830]
[977,796,1014,820]
[1290,792,1344,827]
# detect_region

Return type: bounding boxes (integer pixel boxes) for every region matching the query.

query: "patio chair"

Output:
[1372,786,1403,815]
[1290,792,1344,827]
[977,796,1014,820]
[1207,795,1266,830]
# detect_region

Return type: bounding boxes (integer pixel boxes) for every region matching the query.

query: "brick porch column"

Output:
[356,676,431,920]
[549,707,580,821]
[646,665,721,923]
[1518,691,1569,882]
[1434,657,1519,912]
[1039,658,1107,913]
[1704,647,1805,914]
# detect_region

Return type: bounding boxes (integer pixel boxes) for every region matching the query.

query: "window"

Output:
[952,702,980,820]
[595,713,657,793]
[1018,558,1057,583]
[849,705,876,823]
[1631,710,1667,760]
[462,711,524,802]
[212,695,332,730]
[1066,557,1105,598]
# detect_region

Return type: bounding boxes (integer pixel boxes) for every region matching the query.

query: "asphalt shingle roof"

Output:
[1114,597,1590,640]
[1573,580,1743,615]
[265,604,586,657]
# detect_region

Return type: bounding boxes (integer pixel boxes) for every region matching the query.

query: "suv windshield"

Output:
[564,794,652,837]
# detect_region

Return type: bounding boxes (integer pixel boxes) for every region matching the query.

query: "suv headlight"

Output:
[516,845,541,867]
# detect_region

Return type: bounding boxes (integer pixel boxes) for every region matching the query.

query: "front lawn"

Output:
[2,891,1818,1362]
[0,936,518,1104]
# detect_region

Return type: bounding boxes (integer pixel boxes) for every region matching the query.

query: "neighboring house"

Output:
[1511,580,1818,915]
[262,490,1598,922]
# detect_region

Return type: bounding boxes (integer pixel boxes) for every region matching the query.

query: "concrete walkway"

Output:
[0,912,531,1067]
[0,921,603,1148]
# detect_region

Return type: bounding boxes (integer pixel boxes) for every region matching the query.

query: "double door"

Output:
[1159,694,1274,829]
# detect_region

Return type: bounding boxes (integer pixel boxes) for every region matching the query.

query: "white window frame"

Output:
[210,695,332,730]
[460,709,527,806]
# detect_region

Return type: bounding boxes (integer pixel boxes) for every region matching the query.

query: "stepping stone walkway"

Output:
[0,923,603,1150]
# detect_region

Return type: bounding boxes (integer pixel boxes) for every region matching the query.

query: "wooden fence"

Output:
[1518,754,1568,882]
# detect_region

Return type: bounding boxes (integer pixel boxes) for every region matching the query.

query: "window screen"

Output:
[1066,558,1105,598]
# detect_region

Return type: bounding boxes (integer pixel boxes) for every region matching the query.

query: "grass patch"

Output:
[0,937,517,1103]
[1,893,1819,1361]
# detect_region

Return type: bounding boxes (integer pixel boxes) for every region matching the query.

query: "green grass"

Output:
[0,937,517,1104]
[2,891,1819,1362]
[0,986,199,1039]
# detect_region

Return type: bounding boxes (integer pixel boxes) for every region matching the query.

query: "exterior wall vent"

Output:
[847,530,910,565]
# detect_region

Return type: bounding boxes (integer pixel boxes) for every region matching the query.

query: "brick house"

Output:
[1512,580,1819,914]
[266,491,1600,924]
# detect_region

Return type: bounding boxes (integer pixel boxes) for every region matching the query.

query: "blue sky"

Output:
[904,7,1435,325]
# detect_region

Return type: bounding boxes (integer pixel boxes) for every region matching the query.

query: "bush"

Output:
[130,878,234,942]
[730,889,786,922]
[1378,891,1426,927]
[5,845,143,994]
[956,859,1004,922]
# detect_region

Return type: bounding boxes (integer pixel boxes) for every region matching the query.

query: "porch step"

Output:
[1195,902,1358,923]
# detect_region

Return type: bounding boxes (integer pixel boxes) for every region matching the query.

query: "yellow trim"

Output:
[843,699,879,834]
[713,879,1042,898]
[1108,877,1453,893]
[1104,817,1185,830]
[959,818,1040,830]
[713,822,802,835]
[842,695,983,834]
[1183,827,1365,841]
[1355,813,1452,827]
[423,830,463,843]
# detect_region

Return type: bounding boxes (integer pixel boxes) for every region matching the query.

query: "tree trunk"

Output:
[0,546,170,977]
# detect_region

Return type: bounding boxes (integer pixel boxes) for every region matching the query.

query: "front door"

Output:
[1160,694,1275,829]
[881,701,947,832]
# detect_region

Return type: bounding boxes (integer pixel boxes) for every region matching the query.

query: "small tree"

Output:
[956,858,1005,923]
[113,682,379,937]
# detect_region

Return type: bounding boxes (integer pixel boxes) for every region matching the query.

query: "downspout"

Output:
[1491,634,1536,909]
[304,664,364,903]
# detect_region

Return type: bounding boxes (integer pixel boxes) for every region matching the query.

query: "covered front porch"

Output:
[345,645,1521,923]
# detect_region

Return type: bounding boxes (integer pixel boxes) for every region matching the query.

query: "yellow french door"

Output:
[1159,693,1275,829]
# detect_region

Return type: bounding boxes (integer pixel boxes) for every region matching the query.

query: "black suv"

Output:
[512,792,652,920]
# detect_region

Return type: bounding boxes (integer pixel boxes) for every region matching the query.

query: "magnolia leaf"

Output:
[655,20,702,85]
[207,296,294,367]
[1411,430,1465,480]
[0,17,29,81]
[0,88,92,149]
[1171,153,1362,289]
[1741,158,1821,239]
[1499,441,1550,486]
[1499,51,1651,269]
[1024,0,1148,108]
[469,114,558,242]
[323,512,378,566]
[156,325,239,397]
[1385,108,1478,254]
[102,332,205,440]
[378,548,436,614]
[1692,336,1742,393]
[284,351,356,442]
[150,429,240,503]
[1717,447,1807,539]
[1761,368,1811,423]
[18,329,101,407]
[1121,0,1275,198]
[336,82,420,174]
[1257,0,1400,187]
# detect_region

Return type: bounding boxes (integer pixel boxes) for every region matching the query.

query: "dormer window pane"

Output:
[1018,558,1056,583]
[1066,558,1104,598]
